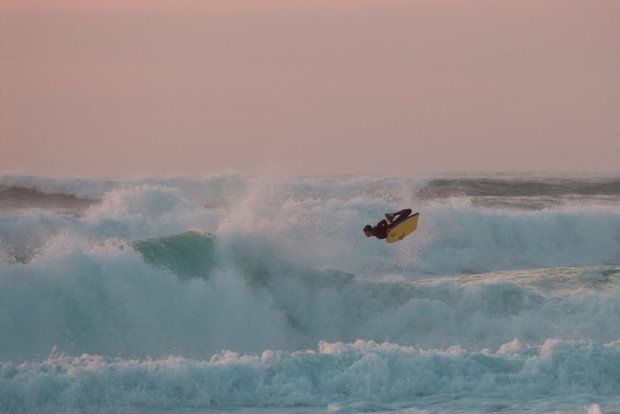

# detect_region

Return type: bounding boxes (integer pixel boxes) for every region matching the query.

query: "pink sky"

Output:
[1,0,619,177]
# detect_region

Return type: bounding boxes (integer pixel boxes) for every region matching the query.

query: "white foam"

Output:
[1,339,618,412]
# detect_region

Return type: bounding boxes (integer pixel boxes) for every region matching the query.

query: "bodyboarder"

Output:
[363,208,412,240]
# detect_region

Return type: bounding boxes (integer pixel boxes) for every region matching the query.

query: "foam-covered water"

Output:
[1,173,619,413]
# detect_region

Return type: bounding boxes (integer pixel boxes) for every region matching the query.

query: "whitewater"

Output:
[0,173,619,413]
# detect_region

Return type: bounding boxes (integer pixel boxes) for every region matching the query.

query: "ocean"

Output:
[0,173,619,414]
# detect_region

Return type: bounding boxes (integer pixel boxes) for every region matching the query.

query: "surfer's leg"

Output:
[385,208,411,224]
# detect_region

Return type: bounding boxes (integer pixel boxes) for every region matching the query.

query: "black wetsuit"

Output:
[370,220,390,239]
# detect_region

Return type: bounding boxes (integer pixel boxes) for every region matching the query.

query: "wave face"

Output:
[1,173,619,413]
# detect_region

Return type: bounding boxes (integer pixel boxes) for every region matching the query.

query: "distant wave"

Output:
[0,175,115,199]
[3,173,620,207]
[0,173,246,201]
[417,176,620,198]
[0,185,97,215]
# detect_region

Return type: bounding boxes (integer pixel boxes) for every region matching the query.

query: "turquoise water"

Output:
[1,174,619,413]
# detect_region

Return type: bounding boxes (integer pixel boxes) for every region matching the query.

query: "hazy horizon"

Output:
[2,0,619,177]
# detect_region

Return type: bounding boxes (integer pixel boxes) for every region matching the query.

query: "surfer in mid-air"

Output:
[363,208,412,239]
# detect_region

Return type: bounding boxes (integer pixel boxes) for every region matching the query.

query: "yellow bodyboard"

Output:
[386,213,420,243]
